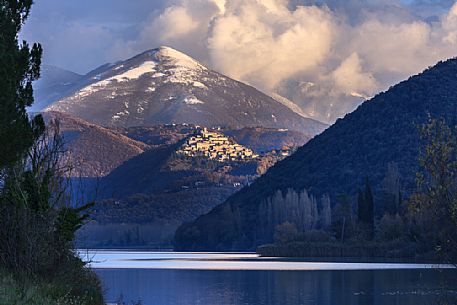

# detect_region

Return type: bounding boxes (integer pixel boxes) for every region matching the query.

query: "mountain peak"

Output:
[44,46,326,134]
[151,46,206,70]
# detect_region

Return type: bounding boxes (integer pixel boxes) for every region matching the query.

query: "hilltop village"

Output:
[178,127,259,162]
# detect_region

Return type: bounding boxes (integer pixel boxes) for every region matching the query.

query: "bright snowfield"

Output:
[155,46,207,71]
[269,92,310,118]
[48,46,208,103]
[79,250,454,271]
[44,46,219,125]
[76,61,157,98]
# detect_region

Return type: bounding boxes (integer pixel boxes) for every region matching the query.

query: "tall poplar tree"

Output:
[357,178,374,240]
[364,178,374,240]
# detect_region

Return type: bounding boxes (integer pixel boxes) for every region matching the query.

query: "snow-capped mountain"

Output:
[45,46,327,134]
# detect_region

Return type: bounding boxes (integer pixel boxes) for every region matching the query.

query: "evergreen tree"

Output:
[0,2,104,303]
[357,179,374,240]
[320,194,332,229]
[334,194,353,242]
[381,162,401,214]
[0,0,43,169]
[364,178,375,240]
[357,189,365,222]
[0,0,94,275]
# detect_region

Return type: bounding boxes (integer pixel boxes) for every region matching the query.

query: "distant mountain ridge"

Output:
[174,57,457,251]
[31,65,83,112]
[225,127,310,153]
[44,46,327,135]
[43,112,148,177]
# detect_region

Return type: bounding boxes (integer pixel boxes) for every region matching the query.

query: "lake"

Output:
[82,251,457,305]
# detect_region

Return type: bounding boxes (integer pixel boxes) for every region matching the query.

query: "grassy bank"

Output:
[0,264,104,305]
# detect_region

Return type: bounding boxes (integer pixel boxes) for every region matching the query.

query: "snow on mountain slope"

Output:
[46,46,327,135]
[76,61,157,98]
[269,92,312,119]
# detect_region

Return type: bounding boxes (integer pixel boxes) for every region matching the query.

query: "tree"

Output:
[0,0,43,169]
[0,120,93,274]
[381,162,402,215]
[333,194,353,242]
[357,189,365,222]
[0,0,46,273]
[377,213,405,242]
[357,178,374,240]
[274,221,298,244]
[410,118,457,263]
[0,2,104,303]
[320,194,332,229]
[364,179,375,239]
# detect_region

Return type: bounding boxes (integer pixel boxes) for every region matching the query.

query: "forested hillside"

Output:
[175,58,457,251]
[44,112,148,177]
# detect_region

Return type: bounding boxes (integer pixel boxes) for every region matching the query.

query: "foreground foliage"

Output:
[0,265,103,305]
[0,1,104,303]
[256,118,457,263]
[0,112,103,305]
[410,118,457,263]
[0,0,42,169]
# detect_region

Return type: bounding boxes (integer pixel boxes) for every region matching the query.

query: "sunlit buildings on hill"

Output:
[178,127,259,162]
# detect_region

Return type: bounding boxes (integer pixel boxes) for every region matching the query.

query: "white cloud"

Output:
[330,53,378,98]
[132,0,457,123]
[208,3,335,89]
[351,20,430,75]
[23,0,457,123]
[155,6,200,40]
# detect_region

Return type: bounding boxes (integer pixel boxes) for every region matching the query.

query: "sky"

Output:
[21,0,457,123]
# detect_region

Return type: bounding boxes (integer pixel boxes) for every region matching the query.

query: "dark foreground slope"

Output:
[175,58,457,251]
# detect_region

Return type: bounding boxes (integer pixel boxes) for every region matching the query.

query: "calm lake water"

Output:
[82,251,457,305]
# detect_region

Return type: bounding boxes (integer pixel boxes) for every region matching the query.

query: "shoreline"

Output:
[256,242,443,264]
[79,250,456,270]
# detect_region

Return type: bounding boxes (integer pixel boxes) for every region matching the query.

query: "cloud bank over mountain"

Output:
[22,0,457,122]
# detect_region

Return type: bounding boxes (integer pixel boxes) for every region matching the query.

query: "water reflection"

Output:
[93,256,457,305]
[82,251,452,270]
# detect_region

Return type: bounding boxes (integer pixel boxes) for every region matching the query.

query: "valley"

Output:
[36,46,457,260]
[33,47,322,248]
[75,122,306,248]
[5,2,457,304]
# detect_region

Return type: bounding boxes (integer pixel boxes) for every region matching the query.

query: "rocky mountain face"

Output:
[45,46,327,134]
[174,57,457,251]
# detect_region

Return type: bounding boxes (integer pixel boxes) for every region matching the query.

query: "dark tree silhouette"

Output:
[0,0,43,168]
[358,178,374,240]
